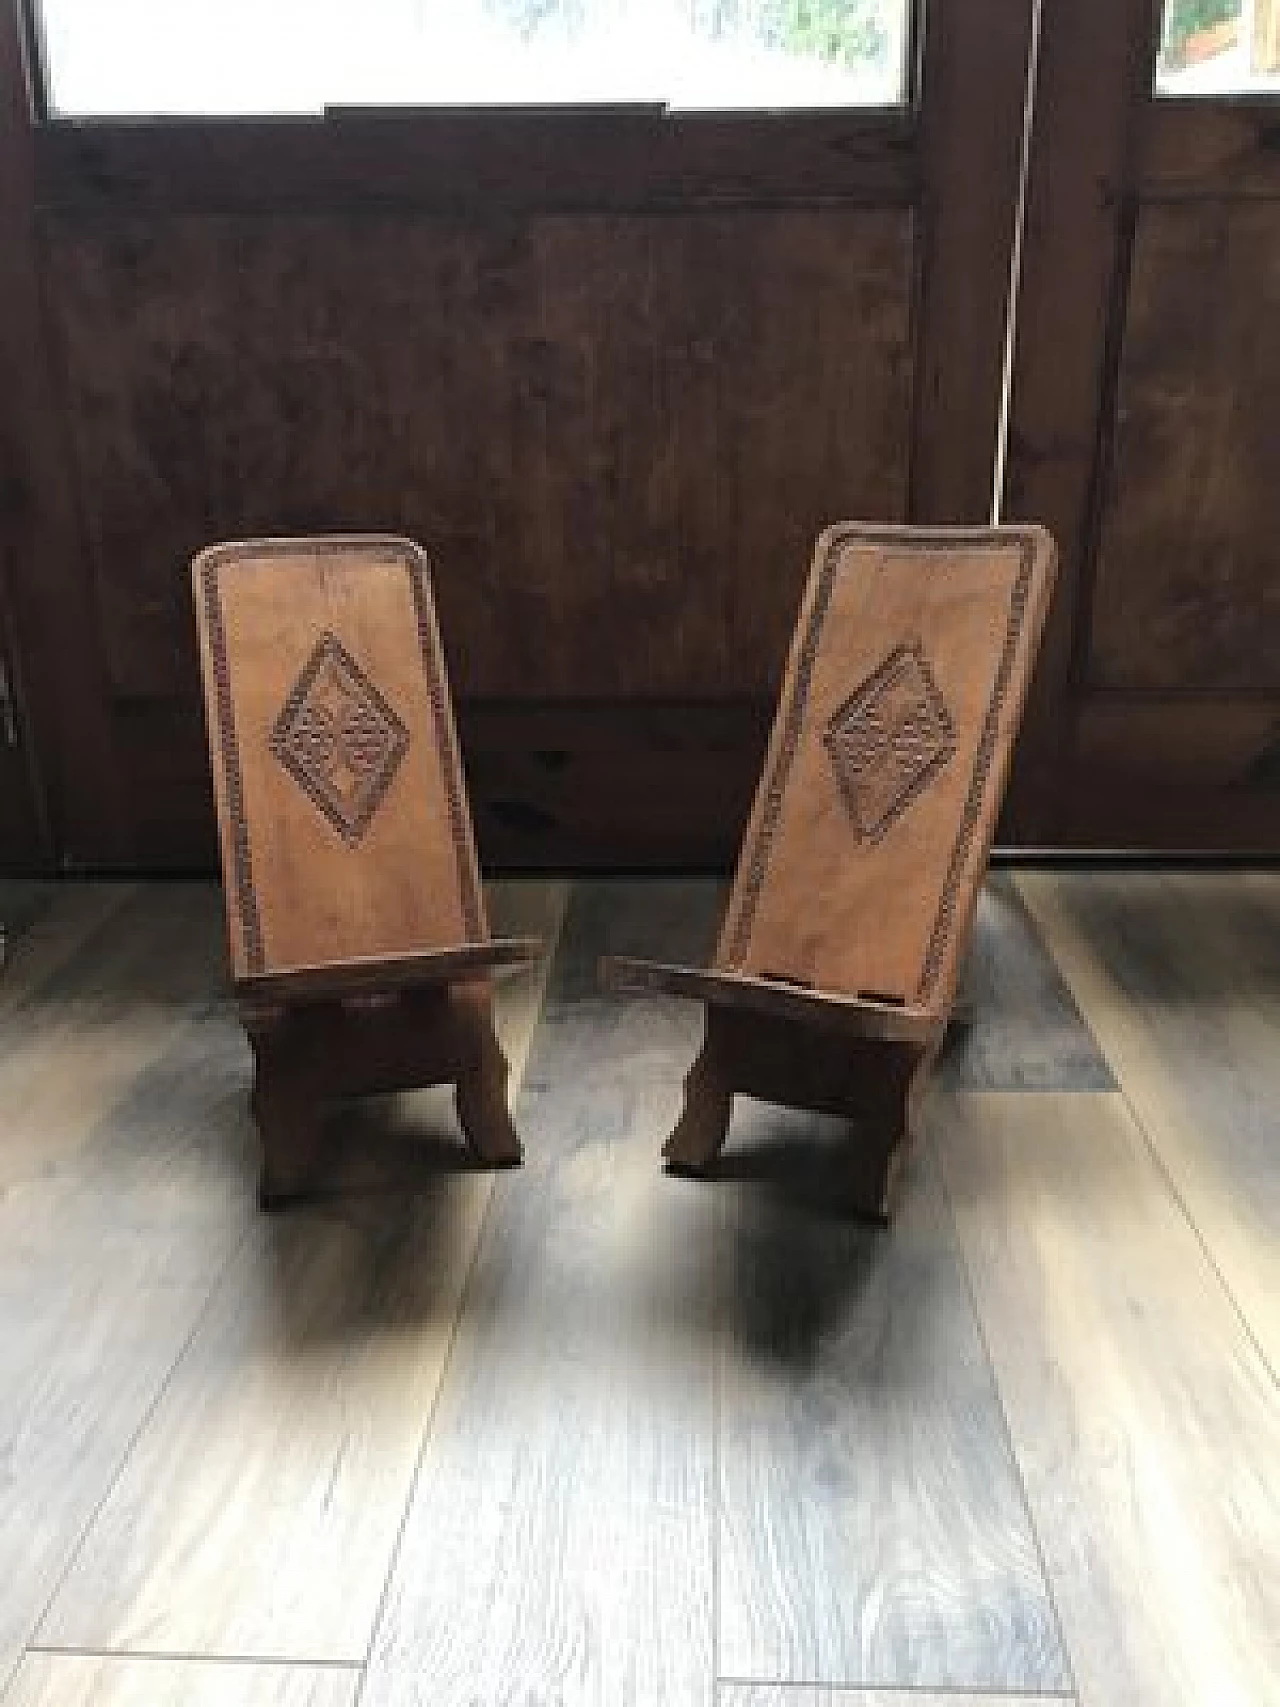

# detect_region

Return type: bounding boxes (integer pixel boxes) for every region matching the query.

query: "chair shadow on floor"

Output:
[254,1088,495,1354]
[713,1110,962,1390]
[691,1097,918,1374]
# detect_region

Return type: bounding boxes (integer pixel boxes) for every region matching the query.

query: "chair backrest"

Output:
[192,536,487,984]
[715,523,1057,1018]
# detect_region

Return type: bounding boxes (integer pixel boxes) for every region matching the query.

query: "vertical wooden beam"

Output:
[998,0,1162,840]
[0,0,124,867]
[911,0,1039,526]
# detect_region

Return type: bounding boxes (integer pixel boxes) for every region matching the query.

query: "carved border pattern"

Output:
[916,546,1033,1003]
[199,557,265,974]
[723,528,1039,1007]
[721,538,843,971]
[199,537,484,975]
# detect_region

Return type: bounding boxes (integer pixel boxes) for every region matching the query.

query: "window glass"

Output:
[36,0,911,117]
[1157,0,1280,94]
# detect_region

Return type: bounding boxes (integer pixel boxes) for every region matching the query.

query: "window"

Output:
[34,0,911,118]
[1156,0,1280,94]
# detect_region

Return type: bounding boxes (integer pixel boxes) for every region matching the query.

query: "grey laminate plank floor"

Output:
[1017,870,1280,1374]
[0,879,57,966]
[39,882,566,1666]
[935,1091,1280,1707]
[718,1112,1067,1692]
[0,888,250,1696]
[362,882,723,1707]
[0,873,1276,1707]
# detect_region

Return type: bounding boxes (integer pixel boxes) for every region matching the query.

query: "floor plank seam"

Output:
[349,1170,499,1706]
[716,1674,1077,1697]
[712,1188,724,1704]
[7,1223,254,1698]
[22,1647,361,1672]
[1013,872,1280,1397]
[1110,1077,1280,1397]
[1006,884,1115,1094]
[349,890,566,1701]
[923,1132,1078,1702]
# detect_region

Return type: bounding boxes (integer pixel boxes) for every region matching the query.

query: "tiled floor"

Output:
[0,872,1276,1707]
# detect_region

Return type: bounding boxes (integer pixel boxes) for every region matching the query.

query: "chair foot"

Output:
[846,1088,913,1223]
[663,1043,733,1174]
[455,1028,523,1168]
[251,1076,325,1211]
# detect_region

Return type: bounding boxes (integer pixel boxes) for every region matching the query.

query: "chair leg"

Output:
[846,1075,915,1224]
[251,1054,325,1212]
[663,1040,733,1174]
[455,1020,523,1168]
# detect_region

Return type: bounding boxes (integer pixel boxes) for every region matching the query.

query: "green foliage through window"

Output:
[485,0,891,69]
[1162,0,1240,58]
[760,0,890,69]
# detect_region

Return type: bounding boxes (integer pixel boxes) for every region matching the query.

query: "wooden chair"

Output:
[602,523,1057,1219]
[192,535,544,1208]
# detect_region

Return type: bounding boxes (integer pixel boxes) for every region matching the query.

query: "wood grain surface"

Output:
[38,882,566,1665]
[5,1656,357,1707]
[1016,870,1280,1375]
[363,881,722,1707]
[47,212,912,708]
[936,1092,1280,1707]
[718,1105,1067,1693]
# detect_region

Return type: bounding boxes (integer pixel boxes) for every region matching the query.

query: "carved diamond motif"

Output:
[270,632,409,845]
[823,642,957,843]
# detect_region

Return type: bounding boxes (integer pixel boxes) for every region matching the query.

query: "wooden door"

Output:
[1003,0,1280,851]
[2,0,1036,872]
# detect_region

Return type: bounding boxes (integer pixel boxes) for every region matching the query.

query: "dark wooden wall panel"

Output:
[1088,201,1280,696]
[3,0,1038,871]
[43,208,914,706]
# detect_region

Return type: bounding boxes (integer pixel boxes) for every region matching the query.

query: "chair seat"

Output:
[600,956,939,1046]
[236,937,545,1007]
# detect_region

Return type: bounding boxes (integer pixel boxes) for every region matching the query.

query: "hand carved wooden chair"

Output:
[192,535,544,1208]
[603,523,1057,1220]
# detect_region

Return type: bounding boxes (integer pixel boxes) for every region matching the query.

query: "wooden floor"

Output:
[0,871,1276,1707]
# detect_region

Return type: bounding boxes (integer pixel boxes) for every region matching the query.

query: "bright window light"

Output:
[35,0,911,117]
